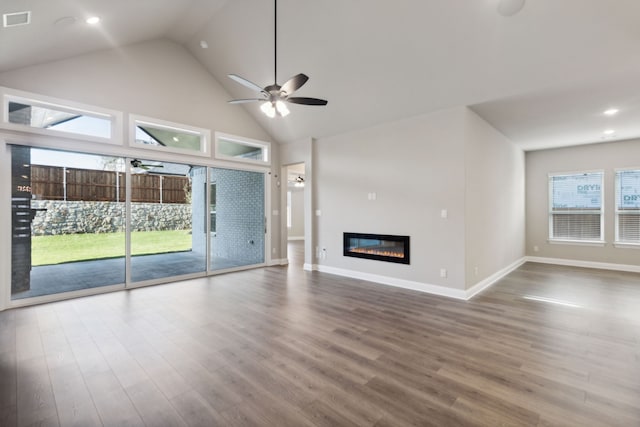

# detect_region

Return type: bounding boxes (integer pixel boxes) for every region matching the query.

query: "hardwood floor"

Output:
[1,259,639,426]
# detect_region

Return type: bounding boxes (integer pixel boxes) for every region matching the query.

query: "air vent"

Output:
[3,11,31,28]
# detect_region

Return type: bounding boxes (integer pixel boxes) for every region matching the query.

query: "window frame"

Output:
[548,170,605,245]
[1,87,122,144]
[129,114,211,157]
[214,132,271,166]
[614,167,640,248]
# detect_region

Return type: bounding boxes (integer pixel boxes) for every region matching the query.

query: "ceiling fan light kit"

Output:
[227,0,327,118]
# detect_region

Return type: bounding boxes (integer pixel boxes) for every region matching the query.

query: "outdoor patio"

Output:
[12,251,247,300]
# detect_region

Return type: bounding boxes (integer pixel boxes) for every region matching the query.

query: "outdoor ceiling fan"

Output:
[130,159,163,170]
[227,0,327,118]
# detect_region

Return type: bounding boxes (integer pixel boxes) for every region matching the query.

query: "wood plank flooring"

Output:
[1,248,639,426]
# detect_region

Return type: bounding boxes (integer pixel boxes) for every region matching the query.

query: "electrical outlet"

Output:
[440,268,447,278]
[474,266,479,276]
[441,209,448,219]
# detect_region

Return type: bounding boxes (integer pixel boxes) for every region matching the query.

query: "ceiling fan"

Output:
[227,0,327,118]
[130,159,163,170]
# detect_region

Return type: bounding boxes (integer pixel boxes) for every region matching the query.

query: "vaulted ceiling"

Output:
[2,0,640,149]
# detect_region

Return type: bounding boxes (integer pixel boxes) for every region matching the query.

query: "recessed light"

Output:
[603,129,616,135]
[603,108,619,116]
[199,40,209,49]
[172,137,179,142]
[85,16,100,25]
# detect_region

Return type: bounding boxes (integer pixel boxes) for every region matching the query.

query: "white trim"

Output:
[308,259,525,301]
[287,236,304,241]
[465,257,527,299]
[614,242,640,249]
[526,256,640,273]
[128,114,210,157]
[214,131,271,166]
[265,170,272,266]
[548,170,604,242]
[315,265,468,300]
[0,139,9,312]
[614,168,640,245]
[547,239,605,247]
[269,258,289,266]
[1,86,123,145]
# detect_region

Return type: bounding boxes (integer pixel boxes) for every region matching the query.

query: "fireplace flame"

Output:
[349,248,404,258]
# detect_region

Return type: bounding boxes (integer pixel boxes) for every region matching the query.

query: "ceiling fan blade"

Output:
[280,73,309,95]
[287,97,328,106]
[228,74,266,93]
[228,98,265,104]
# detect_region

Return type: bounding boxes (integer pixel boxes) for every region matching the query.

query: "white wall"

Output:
[314,107,468,290]
[309,106,525,295]
[526,138,640,266]
[287,187,305,239]
[0,39,270,142]
[464,108,525,289]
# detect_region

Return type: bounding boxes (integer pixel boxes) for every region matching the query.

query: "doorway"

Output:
[286,163,305,267]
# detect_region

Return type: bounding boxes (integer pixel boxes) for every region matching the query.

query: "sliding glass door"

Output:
[11,146,126,299]
[10,146,267,302]
[210,167,265,271]
[129,159,207,283]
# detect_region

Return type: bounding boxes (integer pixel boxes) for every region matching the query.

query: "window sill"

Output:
[614,242,640,249]
[548,239,605,247]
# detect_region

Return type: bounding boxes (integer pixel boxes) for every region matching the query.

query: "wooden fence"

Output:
[30,165,190,204]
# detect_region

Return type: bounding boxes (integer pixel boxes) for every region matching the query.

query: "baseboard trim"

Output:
[465,257,527,299]
[303,263,317,271]
[269,258,289,266]
[525,256,640,273]
[287,236,304,241]
[315,265,468,300]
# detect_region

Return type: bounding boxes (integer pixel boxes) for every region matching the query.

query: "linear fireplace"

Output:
[343,232,410,264]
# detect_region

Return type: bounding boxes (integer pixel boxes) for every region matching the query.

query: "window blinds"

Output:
[616,170,640,243]
[549,172,603,241]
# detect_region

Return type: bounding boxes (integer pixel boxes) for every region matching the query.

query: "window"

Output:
[549,171,604,243]
[3,88,120,143]
[130,115,209,156]
[214,132,270,165]
[615,169,640,245]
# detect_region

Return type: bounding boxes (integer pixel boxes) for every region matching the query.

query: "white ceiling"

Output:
[2,0,640,150]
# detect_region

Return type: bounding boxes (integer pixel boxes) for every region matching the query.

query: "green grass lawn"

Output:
[32,230,192,266]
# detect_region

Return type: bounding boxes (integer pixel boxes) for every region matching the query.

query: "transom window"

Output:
[130,115,210,156]
[548,171,604,243]
[2,88,119,142]
[615,169,640,245]
[214,132,270,165]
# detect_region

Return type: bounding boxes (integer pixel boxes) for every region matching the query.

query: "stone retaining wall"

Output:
[31,200,191,236]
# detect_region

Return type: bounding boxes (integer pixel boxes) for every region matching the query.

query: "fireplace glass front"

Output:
[343,233,410,264]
